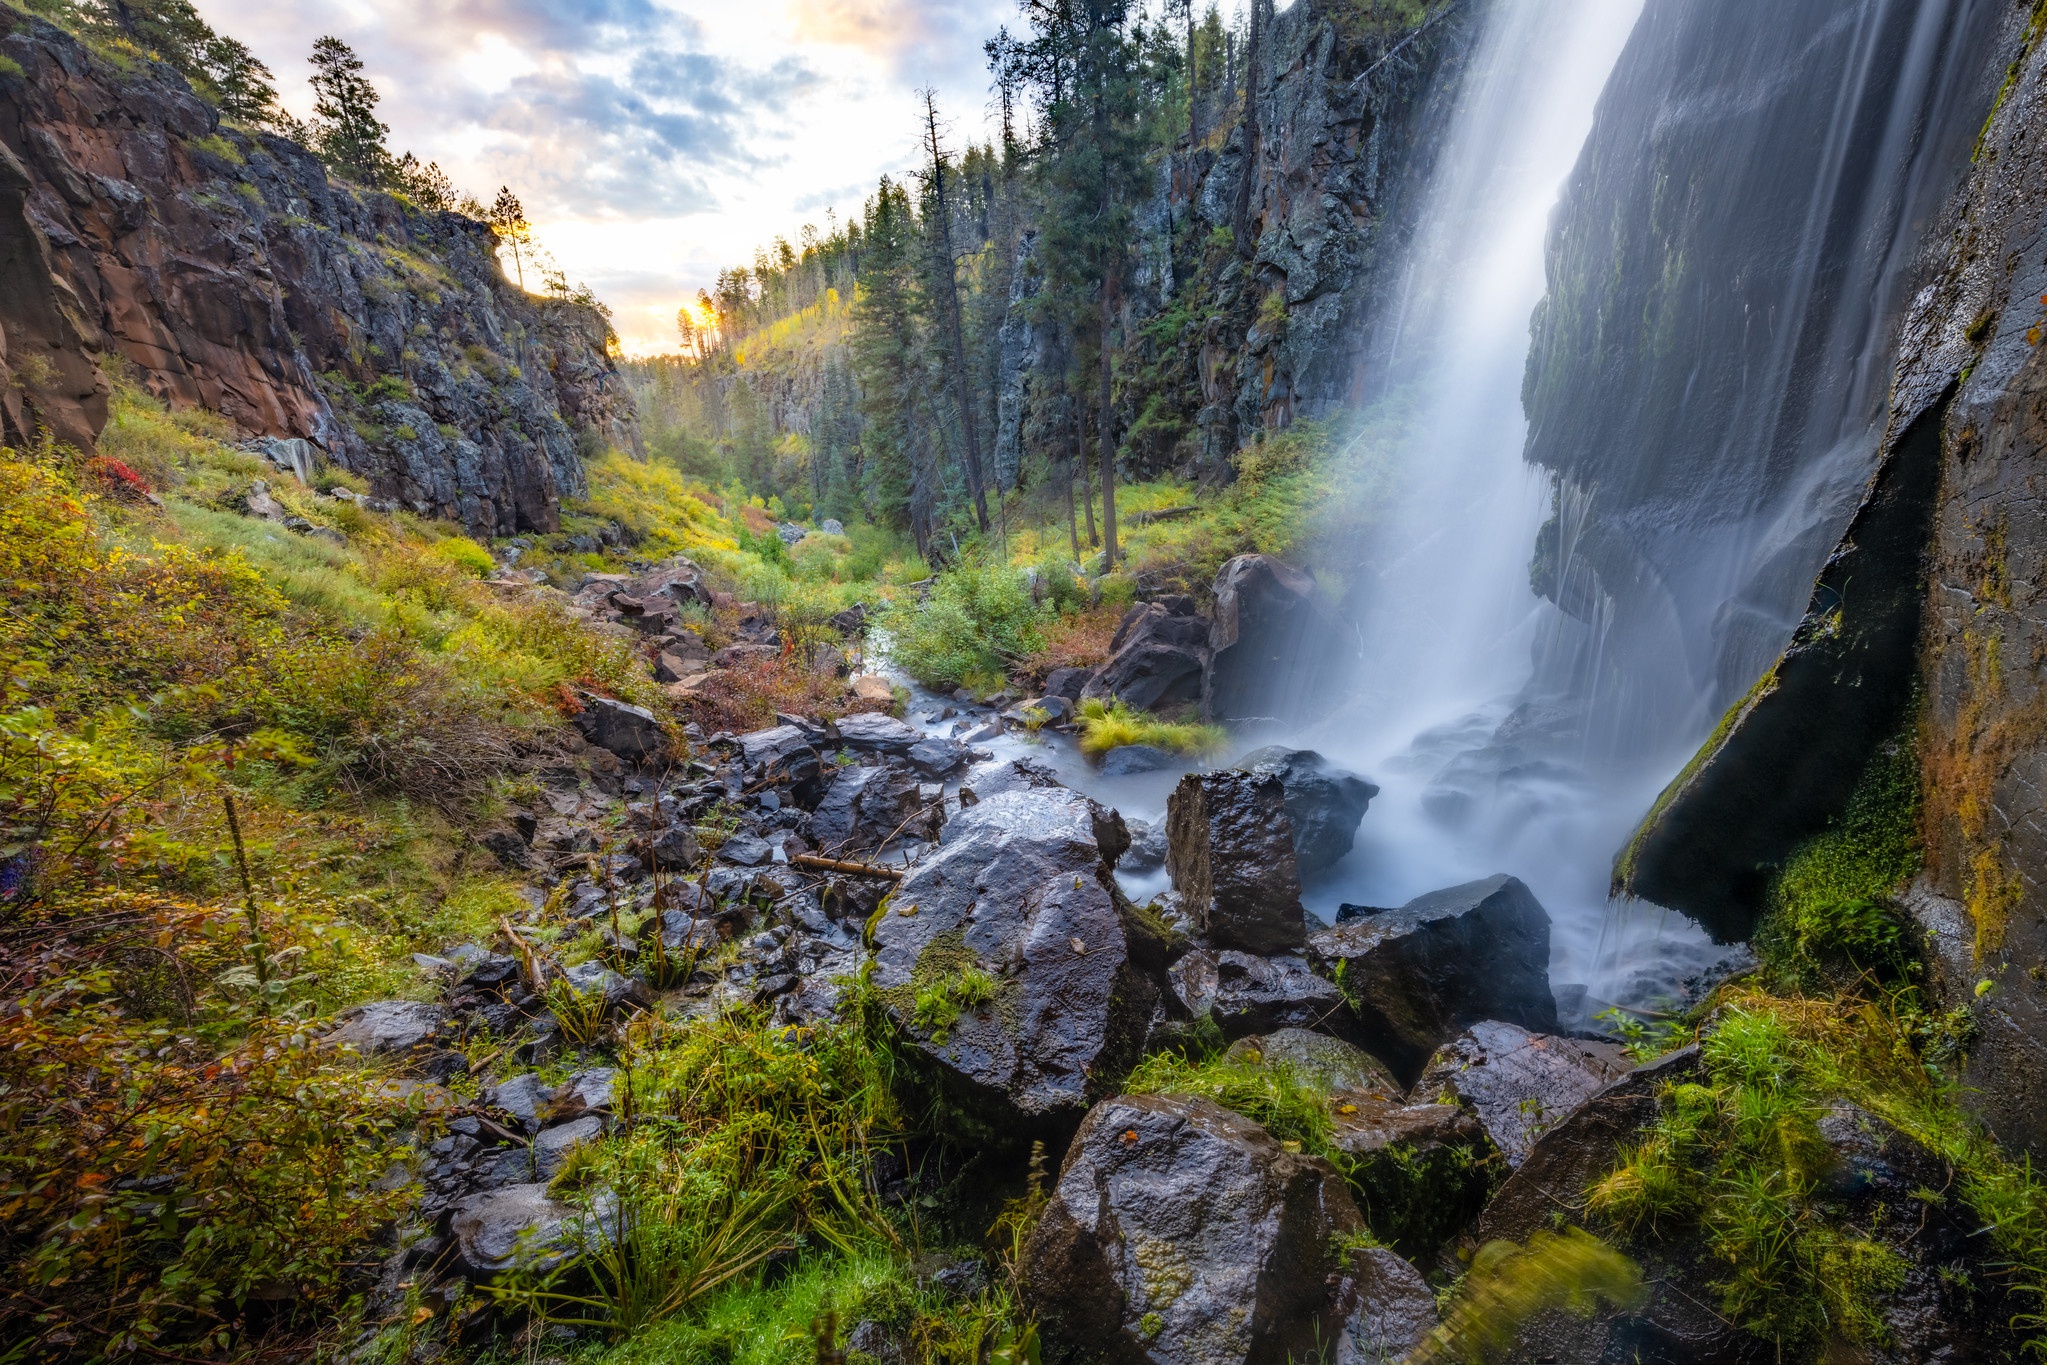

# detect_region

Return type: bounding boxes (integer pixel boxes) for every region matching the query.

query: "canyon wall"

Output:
[0,11,636,535]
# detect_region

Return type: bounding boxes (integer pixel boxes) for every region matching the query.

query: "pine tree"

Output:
[308,36,392,188]
[489,187,531,289]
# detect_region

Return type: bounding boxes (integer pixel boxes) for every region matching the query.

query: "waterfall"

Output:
[1289,0,2004,1021]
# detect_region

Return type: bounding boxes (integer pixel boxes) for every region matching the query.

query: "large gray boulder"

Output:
[1413,1019,1632,1167]
[831,711,922,754]
[1203,555,1357,724]
[1081,600,1211,711]
[1224,1027,1395,1094]
[575,696,669,763]
[868,786,1163,1142]
[1027,1093,1368,1365]
[1235,747,1378,875]
[1170,949,1351,1042]
[1310,874,1558,1084]
[809,763,931,854]
[1332,1246,1440,1364]
[1165,770,1306,953]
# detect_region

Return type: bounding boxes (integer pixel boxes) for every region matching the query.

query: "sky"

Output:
[192,0,1020,355]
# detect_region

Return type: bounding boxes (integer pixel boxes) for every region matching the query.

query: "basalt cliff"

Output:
[0,11,633,535]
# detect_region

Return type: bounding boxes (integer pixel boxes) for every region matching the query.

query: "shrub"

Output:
[882,562,1045,691]
[1075,697,1225,758]
[429,534,495,577]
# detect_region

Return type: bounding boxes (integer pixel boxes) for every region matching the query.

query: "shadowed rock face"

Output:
[0,12,634,533]
[1236,746,1378,876]
[1414,1019,1631,1167]
[1082,600,1211,712]
[1204,555,1358,725]
[1309,874,1557,1086]
[868,786,1169,1145]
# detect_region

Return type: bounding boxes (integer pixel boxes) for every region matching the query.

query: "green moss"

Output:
[1755,736,1921,989]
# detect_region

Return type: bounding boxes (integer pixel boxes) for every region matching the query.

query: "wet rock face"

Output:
[1235,746,1378,876]
[1172,949,1349,1042]
[1414,1020,1631,1167]
[810,762,931,855]
[575,697,669,765]
[1309,875,1558,1085]
[1026,1093,1366,1365]
[447,1183,614,1277]
[1165,770,1306,954]
[868,786,1166,1143]
[0,14,635,532]
[326,1000,451,1057]
[1081,600,1211,712]
[1204,556,1358,725]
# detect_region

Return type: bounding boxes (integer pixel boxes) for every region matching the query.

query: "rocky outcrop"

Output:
[0,12,635,533]
[868,785,1171,1143]
[1235,745,1377,875]
[1204,555,1357,724]
[1165,769,1306,953]
[1309,875,1557,1084]
[1026,1092,1379,1365]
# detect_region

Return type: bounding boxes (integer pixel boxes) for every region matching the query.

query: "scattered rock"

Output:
[1121,818,1169,874]
[448,1182,615,1277]
[1027,1092,1367,1365]
[575,697,669,764]
[326,1001,449,1056]
[849,673,895,705]
[1043,666,1095,702]
[1414,1020,1631,1167]
[1309,874,1558,1084]
[868,786,1165,1141]
[1235,746,1378,876]
[558,960,652,1012]
[1097,743,1177,776]
[640,823,701,869]
[531,1115,605,1179]
[1198,949,1353,1042]
[906,736,971,778]
[1225,1027,1395,1094]
[1166,770,1306,954]
[832,711,922,754]
[488,1072,556,1130]
[1333,1245,1441,1364]
[1204,554,1356,724]
[811,763,931,854]
[1080,600,1212,711]
[736,725,825,805]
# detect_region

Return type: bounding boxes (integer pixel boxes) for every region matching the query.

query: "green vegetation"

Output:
[1408,1228,1646,1365]
[882,561,1044,693]
[1075,697,1226,758]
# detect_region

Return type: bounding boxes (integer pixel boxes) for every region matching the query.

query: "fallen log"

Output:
[792,853,905,881]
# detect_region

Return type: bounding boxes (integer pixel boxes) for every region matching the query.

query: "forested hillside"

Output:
[635,0,1462,566]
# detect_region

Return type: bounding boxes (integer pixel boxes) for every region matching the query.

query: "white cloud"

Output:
[193,0,1012,354]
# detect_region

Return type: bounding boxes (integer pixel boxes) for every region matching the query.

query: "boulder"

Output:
[1043,666,1095,702]
[832,711,923,754]
[1309,875,1558,1084]
[1332,1246,1440,1364]
[448,1182,615,1277]
[531,1114,605,1179]
[1196,949,1352,1042]
[326,1000,449,1056]
[1026,1092,1369,1365]
[868,786,1164,1141]
[848,673,895,705]
[736,724,825,805]
[550,1067,617,1119]
[906,736,971,778]
[1121,818,1168,874]
[640,822,701,869]
[1080,601,1211,711]
[811,763,931,854]
[559,960,653,1012]
[575,696,669,763]
[1225,1027,1395,1094]
[1165,771,1306,954]
[961,756,1067,801]
[488,1072,557,1130]
[654,647,708,684]
[1235,747,1378,876]
[1204,554,1357,724]
[1098,744,1177,776]
[1413,1020,1631,1167]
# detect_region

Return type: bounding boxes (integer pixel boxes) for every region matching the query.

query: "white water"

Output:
[1288,0,1741,1020]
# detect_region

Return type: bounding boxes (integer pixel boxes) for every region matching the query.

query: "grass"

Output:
[1075,697,1226,758]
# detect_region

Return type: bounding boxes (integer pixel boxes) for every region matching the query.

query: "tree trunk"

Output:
[1099,291,1118,570]
[1065,406,1082,559]
[1079,402,1098,548]
[1187,3,1200,151]
[922,92,991,532]
[1233,0,1262,259]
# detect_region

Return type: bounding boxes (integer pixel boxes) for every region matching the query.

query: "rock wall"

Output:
[0,11,636,535]
[1608,0,2047,1154]
[991,0,1476,485]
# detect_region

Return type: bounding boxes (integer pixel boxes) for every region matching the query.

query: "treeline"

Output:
[638,0,1263,565]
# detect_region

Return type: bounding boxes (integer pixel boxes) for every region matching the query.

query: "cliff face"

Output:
[1598,0,2047,1153]
[0,12,635,535]
[990,0,1473,485]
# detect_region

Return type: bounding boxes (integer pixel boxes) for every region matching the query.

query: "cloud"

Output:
[787,0,1011,84]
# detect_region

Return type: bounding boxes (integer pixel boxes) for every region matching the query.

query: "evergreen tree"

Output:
[85,1,277,124]
[489,187,531,289]
[308,36,392,188]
